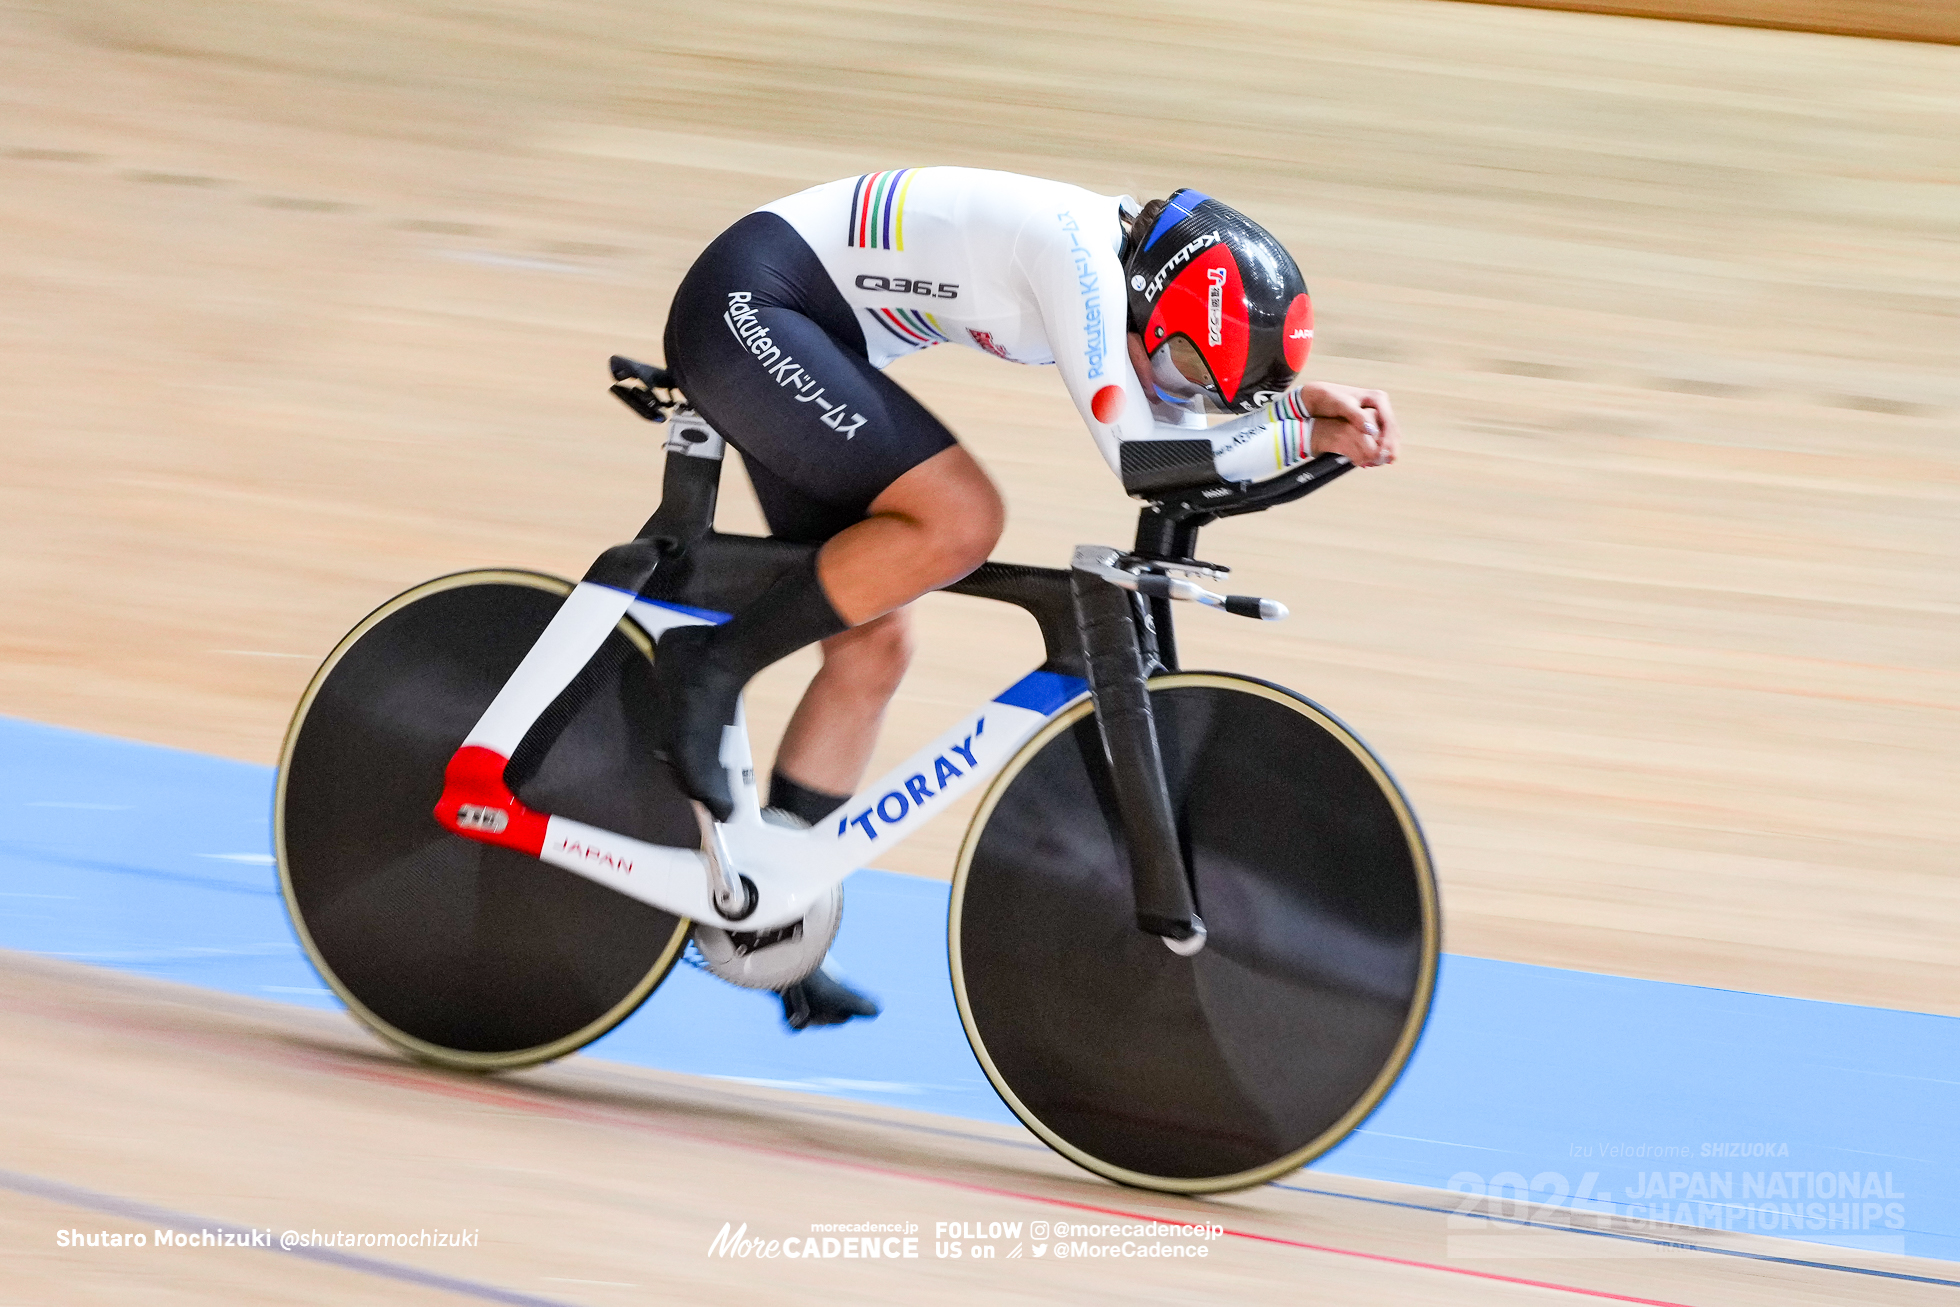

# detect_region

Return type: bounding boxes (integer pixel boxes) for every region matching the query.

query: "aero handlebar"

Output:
[1145,452,1355,524]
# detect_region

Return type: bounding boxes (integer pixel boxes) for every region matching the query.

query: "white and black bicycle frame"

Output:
[434,366,1351,949]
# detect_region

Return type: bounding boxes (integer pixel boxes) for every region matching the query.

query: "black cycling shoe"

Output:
[779,968,881,1031]
[650,624,743,822]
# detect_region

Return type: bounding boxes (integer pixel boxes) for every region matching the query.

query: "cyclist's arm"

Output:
[1108,381,1398,491]
[1020,212,1235,491]
[1204,383,1399,479]
[1024,207,1393,494]
[1019,205,1154,461]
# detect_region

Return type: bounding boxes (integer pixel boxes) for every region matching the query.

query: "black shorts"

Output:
[663,212,958,544]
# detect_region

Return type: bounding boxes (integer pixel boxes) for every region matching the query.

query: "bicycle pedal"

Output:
[695,884,840,989]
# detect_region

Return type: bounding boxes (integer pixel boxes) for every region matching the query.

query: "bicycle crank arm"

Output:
[694,801,758,921]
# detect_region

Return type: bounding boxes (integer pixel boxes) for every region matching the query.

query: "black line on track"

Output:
[0,1167,580,1307]
[1272,1181,1960,1289]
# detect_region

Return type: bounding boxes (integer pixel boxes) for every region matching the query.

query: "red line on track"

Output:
[9,993,1699,1307]
[315,1055,1699,1306]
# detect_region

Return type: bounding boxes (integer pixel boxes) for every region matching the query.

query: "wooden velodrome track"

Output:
[2,0,1956,1300]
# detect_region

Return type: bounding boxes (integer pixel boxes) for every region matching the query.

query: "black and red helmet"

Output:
[1122,189,1313,413]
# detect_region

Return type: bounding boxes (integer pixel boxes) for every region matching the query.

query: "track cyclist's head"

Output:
[1122,190,1312,413]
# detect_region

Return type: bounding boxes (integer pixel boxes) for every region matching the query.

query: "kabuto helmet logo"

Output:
[1122,189,1312,413]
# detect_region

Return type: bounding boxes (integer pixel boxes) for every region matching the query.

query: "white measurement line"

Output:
[439,248,593,276]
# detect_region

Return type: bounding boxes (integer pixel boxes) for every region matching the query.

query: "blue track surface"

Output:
[2,714,1954,1262]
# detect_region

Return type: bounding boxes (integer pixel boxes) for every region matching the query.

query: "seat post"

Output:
[636,412,726,548]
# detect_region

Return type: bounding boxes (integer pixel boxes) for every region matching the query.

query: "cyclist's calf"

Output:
[775,611,915,800]
[821,611,915,701]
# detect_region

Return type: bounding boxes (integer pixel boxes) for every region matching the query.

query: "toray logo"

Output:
[557,838,633,875]
[838,720,984,840]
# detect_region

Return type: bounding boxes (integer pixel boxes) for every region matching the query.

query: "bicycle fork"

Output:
[1071,548,1207,956]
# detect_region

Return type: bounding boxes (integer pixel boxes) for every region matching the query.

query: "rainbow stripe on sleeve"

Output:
[1270,390,1314,469]
[847,169,919,251]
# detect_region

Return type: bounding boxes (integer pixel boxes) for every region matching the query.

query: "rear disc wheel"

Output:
[276,570,693,1071]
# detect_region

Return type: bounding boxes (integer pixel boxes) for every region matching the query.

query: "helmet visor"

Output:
[1149,335,1216,402]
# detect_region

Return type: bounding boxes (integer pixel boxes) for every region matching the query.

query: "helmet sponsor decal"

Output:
[1283,293,1314,370]
[1141,229,1220,302]
[1143,244,1250,401]
[1206,267,1227,347]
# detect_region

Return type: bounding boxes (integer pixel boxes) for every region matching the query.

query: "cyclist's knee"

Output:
[946,485,1006,571]
[914,475,1005,581]
[871,446,1005,583]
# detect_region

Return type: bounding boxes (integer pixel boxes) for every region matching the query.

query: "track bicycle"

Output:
[276,357,1440,1194]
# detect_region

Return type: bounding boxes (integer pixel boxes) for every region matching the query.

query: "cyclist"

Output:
[655,169,1398,1028]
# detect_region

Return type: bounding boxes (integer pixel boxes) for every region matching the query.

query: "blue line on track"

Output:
[3,713,1958,1265]
[1,1166,580,1307]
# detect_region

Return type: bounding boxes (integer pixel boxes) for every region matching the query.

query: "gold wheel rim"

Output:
[948,671,1440,1193]
[274,569,691,1072]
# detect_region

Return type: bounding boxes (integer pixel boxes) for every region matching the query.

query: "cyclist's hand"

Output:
[1295,382,1399,467]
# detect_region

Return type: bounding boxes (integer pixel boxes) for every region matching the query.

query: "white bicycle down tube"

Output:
[810,696,1055,873]
[519,669,1088,930]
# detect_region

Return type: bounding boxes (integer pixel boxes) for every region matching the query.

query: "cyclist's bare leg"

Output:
[773,610,914,798]
[820,445,1005,623]
[655,445,1001,821]
[770,445,1004,794]
[749,447,1000,1029]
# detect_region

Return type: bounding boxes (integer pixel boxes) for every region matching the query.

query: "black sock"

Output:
[769,770,849,825]
[702,553,847,684]
[654,553,847,821]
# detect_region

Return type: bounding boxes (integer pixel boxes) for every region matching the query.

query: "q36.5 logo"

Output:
[855,274,958,299]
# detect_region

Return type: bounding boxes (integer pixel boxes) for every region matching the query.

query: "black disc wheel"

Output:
[276,570,693,1071]
[950,673,1439,1193]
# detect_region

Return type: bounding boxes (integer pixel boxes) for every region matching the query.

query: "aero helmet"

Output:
[1123,189,1312,413]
